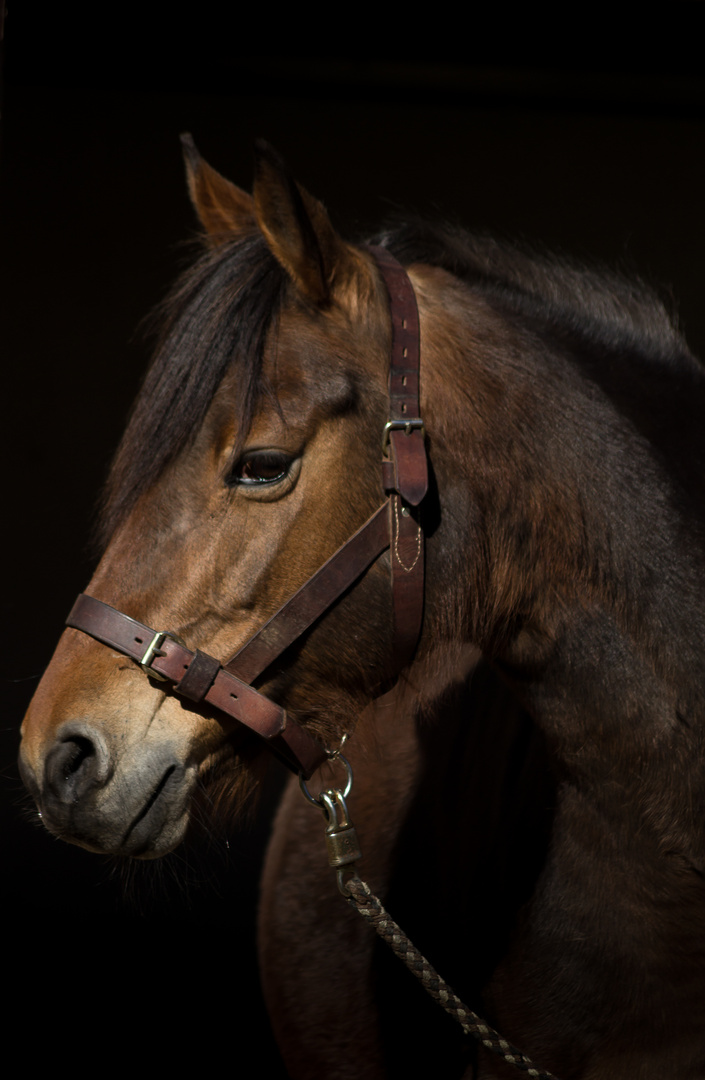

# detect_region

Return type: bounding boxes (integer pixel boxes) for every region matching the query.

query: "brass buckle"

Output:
[139,630,185,682]
[382,418,425,456]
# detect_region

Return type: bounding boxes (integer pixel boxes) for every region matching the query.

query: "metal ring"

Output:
[299,753,353,806]
[326,732,349,759]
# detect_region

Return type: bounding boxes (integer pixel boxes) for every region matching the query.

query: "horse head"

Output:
[19,140,438,858]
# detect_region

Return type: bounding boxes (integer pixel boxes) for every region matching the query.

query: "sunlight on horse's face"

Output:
[20,282,392,857]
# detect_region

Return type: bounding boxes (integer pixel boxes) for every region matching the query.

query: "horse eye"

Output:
[227,450,293,486]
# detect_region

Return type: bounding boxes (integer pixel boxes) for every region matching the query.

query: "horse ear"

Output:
[181,133,256,241]
[252,139,344,305]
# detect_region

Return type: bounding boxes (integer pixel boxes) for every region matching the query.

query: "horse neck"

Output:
[419,280,705,846]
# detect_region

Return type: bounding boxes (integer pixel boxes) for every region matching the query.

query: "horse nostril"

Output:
[44,732,108,804]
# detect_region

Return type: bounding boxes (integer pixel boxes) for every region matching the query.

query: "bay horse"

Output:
[19,137,705,1079]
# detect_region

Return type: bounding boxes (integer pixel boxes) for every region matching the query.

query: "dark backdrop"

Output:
[2,14,704,1072]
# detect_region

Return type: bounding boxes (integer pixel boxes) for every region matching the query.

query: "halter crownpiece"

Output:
[65,248,428,777]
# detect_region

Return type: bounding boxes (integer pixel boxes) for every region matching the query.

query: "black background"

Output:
[2,7,704,1071]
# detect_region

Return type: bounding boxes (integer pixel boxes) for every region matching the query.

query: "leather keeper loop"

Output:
[175,649,221,702]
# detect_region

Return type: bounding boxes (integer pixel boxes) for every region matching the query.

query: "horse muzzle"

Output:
[19,717,197,859]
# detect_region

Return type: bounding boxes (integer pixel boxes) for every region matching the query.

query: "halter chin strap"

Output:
[65,248,428,778]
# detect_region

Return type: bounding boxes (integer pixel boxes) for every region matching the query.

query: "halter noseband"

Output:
[65,247,428,778]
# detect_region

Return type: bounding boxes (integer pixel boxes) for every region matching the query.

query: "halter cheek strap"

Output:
[370,245,427,670]
[65,248,428,778]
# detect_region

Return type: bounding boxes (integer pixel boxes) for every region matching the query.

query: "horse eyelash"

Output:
[226,450,294,487]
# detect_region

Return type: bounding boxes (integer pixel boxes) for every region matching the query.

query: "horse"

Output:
[19,136,705,1079]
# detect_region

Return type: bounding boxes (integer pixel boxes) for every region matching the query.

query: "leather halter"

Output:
[65,247,428,778]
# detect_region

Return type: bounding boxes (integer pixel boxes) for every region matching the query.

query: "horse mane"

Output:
[378,218,688,364]
[99,217,694,548]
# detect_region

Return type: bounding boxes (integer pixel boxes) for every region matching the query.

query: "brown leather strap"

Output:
[224,502,391,683]
[368,245,428,508]
[369,246,427,670]
[66,594,327,776]
[389,495,425,671]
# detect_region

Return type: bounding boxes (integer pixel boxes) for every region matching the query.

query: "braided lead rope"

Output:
[345,876,559,1080]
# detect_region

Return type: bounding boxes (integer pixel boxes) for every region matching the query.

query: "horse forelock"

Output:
[97,232,287,548]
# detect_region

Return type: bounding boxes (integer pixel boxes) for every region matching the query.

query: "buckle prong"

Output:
[139,630,185,681]
[382,418,425,455]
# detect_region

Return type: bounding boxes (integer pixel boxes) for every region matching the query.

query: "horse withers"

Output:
[19,138,705,1078]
